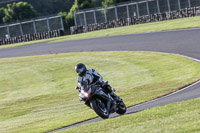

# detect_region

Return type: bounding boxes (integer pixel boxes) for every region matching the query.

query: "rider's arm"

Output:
[77,69,103,86]
[89,69,103,85]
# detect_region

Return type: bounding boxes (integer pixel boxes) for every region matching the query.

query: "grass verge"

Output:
[62,97,200,133]
[0,51,200,133]
[1,16,200,49]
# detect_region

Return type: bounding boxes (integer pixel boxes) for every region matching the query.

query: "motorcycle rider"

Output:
[75,63,121,103]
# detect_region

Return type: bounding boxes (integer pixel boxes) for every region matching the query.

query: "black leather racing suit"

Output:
[78,69,103,86]
[77,69,118,99]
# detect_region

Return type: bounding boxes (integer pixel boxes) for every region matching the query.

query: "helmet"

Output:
[75,63,87,76]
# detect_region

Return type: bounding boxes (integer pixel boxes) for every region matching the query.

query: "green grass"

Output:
[62,97,200,133]
[0,51,200,133]
[1,16,200,49]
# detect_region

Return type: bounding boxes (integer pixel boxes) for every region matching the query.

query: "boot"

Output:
[104,84,122,102]
[110,91,122,102]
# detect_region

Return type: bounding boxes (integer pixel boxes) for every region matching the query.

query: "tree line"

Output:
[0,2,39,24]
[0,0,137,34]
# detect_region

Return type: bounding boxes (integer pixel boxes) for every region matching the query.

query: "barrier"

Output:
[70,6,200,34]
[0,30,64,45]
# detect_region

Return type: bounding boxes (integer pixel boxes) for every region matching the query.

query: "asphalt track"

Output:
[0,28,200,132]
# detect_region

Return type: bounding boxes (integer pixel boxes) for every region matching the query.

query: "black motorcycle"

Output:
[76,81,126,119]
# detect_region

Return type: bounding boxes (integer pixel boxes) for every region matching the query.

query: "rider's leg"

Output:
[103,84,122,102]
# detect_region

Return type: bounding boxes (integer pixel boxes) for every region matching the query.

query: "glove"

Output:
[75,86,79,90]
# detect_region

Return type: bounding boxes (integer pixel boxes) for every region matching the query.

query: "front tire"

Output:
[90,99,109,119]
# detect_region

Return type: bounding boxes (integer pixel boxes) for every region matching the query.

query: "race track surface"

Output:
[0,28,200,132]
[0,29,200,59]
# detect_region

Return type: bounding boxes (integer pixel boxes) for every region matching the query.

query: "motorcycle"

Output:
[76,81,126,119]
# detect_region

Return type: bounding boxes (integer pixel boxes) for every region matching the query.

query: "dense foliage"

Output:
[0,0,74,16]
[0,2,39,24]
[23,0,74,16]
[62,0,134,33]
[0,0,135,34]
[102,0,131,7]
[3,2,39,23]
[0,8,5,24]
[59,0,78,34]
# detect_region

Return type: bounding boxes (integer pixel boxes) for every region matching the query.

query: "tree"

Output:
[102,0,133,7]
[0,8,5,24]
[23,0,74,16]
[59,0,94,34]
[77,0,95,9]
[58,0,134,34]
[64,0,79,34]
[92,0,104,7]
[3,2,39,23]
[102,0,116,7]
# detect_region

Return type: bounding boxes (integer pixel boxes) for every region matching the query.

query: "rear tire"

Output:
[90,99,109,119]
[116,101,126,115]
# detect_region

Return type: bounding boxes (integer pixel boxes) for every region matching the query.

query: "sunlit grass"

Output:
[0,51,200,133]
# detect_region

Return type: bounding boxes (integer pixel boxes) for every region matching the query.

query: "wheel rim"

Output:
[96,101,108,115]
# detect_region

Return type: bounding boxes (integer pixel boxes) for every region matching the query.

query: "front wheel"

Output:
[90,99,109,119]
[116,101,127,115]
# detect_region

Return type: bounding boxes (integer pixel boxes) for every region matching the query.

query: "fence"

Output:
[0,30,64,45]
[0,15,64,39]
[74,0,200,26]
[70,6,200,34]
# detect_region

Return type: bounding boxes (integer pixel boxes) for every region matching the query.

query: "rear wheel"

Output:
[90,99,109,119]
[116,101,126,115]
